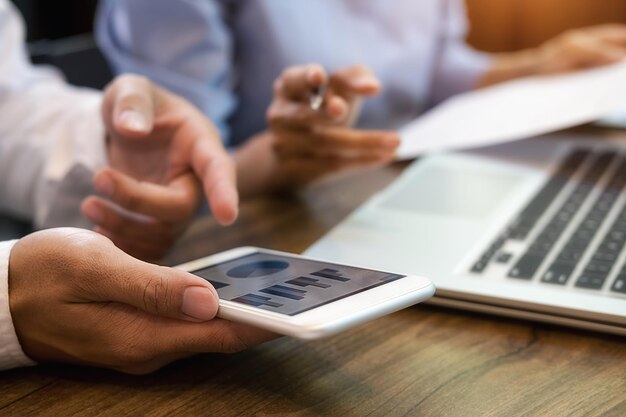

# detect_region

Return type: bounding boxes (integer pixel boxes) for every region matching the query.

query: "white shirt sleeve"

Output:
[0,240,36,370]
[0,0,107,230]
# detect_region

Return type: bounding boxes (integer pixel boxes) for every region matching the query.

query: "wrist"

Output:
[1,239,36,369]
[234,132,290,198]
[478,49,542,88]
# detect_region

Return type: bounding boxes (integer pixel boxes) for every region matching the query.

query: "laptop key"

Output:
[556,249,585,263]
[541,262,576,285]
[495,252,513,263]
[469,235,508,274]
[592,251,619,263]
[576,273,607,289]
[509,254,545,279]
[583,261,614,275]
[611,276,626,293]
[470,260,488,273]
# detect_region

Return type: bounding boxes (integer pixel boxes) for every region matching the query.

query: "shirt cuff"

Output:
[0,240,36,370]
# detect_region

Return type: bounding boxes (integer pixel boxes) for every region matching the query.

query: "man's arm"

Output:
[1,229,275,373]
[477,25,626,88]
[0,0,105,364]
[0,0,239,260]
[0,0,106,229]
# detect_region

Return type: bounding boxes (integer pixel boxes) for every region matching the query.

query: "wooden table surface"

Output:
[1,161,624,417]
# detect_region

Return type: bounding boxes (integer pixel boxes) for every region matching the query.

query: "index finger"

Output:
[275,64,328,101]
[191,137,239,226]
[156,89,240,226]
[588,24,626,47]
[89,168,201,222]
[330,65,381,99]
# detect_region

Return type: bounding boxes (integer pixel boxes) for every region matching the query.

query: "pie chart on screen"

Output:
[226,260,290,278]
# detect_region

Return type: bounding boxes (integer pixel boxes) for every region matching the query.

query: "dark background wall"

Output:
[466,0,626,52]
[11,0,99,41]
[10,0,111,89]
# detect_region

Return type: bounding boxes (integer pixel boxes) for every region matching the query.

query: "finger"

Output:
[275,64,328,101]
[190,139,239,225]
[325,94,351,120]
[148,86,239,226]
[274,128,400,159]
[81,196,180,243]
[267,97,349,130]
[329,65,381,98]
[159,318,277,354]
[327,66,379,126]
[82,247,220,322]
[88,168,200,222]
[149,86,240,226]
[564,32,626,67]
[588,24,626,47]
[103,74,157,137]
[583,36,626,64]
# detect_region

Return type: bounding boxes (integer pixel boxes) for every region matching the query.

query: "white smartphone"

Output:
[176,247,435,339]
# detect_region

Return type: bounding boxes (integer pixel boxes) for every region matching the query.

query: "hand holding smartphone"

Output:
[176,247,435,339]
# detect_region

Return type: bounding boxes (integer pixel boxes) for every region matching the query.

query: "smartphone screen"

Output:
[190,251,406,316]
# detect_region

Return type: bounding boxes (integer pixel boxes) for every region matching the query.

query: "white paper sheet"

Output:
[398,60,626,159]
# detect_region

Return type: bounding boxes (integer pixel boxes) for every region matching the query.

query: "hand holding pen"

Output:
[304,64,377,126]
[263,64,400,189]
[309,78,327,111]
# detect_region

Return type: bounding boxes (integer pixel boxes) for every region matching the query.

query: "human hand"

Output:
[254,64,399,191]
[81,75,238,261]
[8,228,275,374]
[534,24,626,74]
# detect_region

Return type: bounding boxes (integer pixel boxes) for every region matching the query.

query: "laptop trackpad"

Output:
[381,165,523,220]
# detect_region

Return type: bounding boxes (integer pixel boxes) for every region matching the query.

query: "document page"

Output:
[398,60,626,159]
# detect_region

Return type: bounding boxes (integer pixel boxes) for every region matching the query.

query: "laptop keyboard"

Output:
[470,147,626,295]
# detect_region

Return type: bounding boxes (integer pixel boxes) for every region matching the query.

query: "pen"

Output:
[309,81,328,111]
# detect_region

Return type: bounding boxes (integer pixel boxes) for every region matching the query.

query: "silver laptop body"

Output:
[305,135,626,335]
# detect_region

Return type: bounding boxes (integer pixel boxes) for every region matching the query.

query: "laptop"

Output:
[305,134,626,336]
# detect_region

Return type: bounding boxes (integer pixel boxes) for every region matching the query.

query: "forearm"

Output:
[479,24,626,89]
[233,132,282,199]
[0,0,107,228]
[0,85,106,228]
[476,49,542,88]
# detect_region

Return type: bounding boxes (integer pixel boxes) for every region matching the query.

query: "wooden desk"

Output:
[0,161,624,416]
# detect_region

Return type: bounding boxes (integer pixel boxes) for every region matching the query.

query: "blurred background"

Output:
[9,0,626,88]
[2,0,625,239]
[466,0,626,52]
[10,0,108,89]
